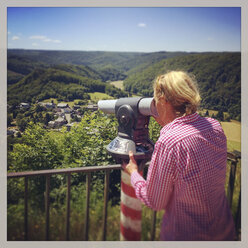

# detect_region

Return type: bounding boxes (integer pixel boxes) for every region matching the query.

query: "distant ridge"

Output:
[7,49,241,120]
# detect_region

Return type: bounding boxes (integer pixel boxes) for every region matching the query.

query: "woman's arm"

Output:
[125,142,177,211]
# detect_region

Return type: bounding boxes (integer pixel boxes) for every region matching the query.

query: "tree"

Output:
[16,116,29,132]
[7,114,13,126]
[8,122,64,207]
[44,113,52,125]
[216,110,224,121]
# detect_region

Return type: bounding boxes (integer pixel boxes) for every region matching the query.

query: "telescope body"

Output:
[98,97,157,162]
[98,97,158,117]
[97,99,117,114]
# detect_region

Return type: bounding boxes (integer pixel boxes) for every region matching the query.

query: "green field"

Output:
[110,80,124,90]
[43,98,58,104]
[221,120,241,152]
[89,92,114,102]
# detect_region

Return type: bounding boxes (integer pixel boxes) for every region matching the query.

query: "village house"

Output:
[7,129,19,136]
[57,103,69,108]
[48,116,67,128]
[19,103,30,109]
[39,102,56,109]
[62,107,72,114]
[86,104,98,111]
[73,105,81,110]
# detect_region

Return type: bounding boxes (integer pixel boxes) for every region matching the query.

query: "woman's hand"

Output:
[122,151,138,175]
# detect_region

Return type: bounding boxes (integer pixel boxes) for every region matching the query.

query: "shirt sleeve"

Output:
[130,141,178,211]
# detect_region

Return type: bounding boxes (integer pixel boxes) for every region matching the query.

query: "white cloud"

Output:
[12,36,20,40]
[207,37,214,41]
[8,31,11,35]
[30,35,47,40]
[138,23,146,28]
[29,35,62,44]
[53,40,62,43]
[32,43,39,47]
[44,38,52,42]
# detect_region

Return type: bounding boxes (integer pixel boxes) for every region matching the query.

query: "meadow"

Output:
[221,120,241,152]
[110,80,124,90]
[89,92,114,102]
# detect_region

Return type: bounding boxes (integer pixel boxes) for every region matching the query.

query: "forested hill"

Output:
[124,52,241,120]
[7,65,127,105]
[7,49,241,120]
[7,49,187,84]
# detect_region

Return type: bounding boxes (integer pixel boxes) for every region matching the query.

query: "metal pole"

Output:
[84,172,91,241]
[151,210,157,241]
[66,173,71,241]
[45,175,50,241]
[102,170,110,240]
[227,160,237,208]
[120,162,142,241]
[24,176,28,241]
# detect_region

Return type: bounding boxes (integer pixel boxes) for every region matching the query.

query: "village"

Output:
[7,101,98,136]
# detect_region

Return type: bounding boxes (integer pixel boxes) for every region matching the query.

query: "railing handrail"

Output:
[8,152,240,178]
[7,164,122,178]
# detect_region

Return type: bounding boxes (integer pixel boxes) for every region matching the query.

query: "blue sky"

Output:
[7,7,241,52]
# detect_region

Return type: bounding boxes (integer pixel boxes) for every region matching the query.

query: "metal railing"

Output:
[226,151,241,240]
[7,164,122,241]
[7,152,241,241]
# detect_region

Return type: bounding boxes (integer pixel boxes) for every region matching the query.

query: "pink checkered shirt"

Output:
[131,113,236,241]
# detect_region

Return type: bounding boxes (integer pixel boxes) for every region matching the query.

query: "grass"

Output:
[221,120,241,152]
[89,92,114,102]
[226,140,241,153]
[43,98,58,104]
[221,121,241,143]
[109,80,124,90]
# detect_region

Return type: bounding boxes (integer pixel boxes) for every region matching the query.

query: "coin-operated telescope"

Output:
[98,97,158,241]
[98,97,158,165]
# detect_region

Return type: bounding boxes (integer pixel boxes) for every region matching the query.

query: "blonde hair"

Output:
[153,71,201,115]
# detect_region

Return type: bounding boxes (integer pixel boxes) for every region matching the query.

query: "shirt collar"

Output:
[160,112,200,134]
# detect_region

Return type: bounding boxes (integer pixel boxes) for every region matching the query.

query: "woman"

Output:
[124,71,236,241]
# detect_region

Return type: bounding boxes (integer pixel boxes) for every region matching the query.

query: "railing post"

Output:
[227,159,237,208]
[84,172,91,241]
[235,189,241,240]
[151,210,157,241]
[45,175,50,241]
[102,170,110,241]
[66,173,71,241]
[24,176,28,241]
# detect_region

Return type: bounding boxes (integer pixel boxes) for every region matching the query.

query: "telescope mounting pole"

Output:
[120,161,142,241]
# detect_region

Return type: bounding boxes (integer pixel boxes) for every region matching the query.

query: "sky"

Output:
[7,7,241,53]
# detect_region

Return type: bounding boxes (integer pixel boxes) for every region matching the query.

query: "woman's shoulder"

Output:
[158,115,224,147]
[203,116,224,132]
